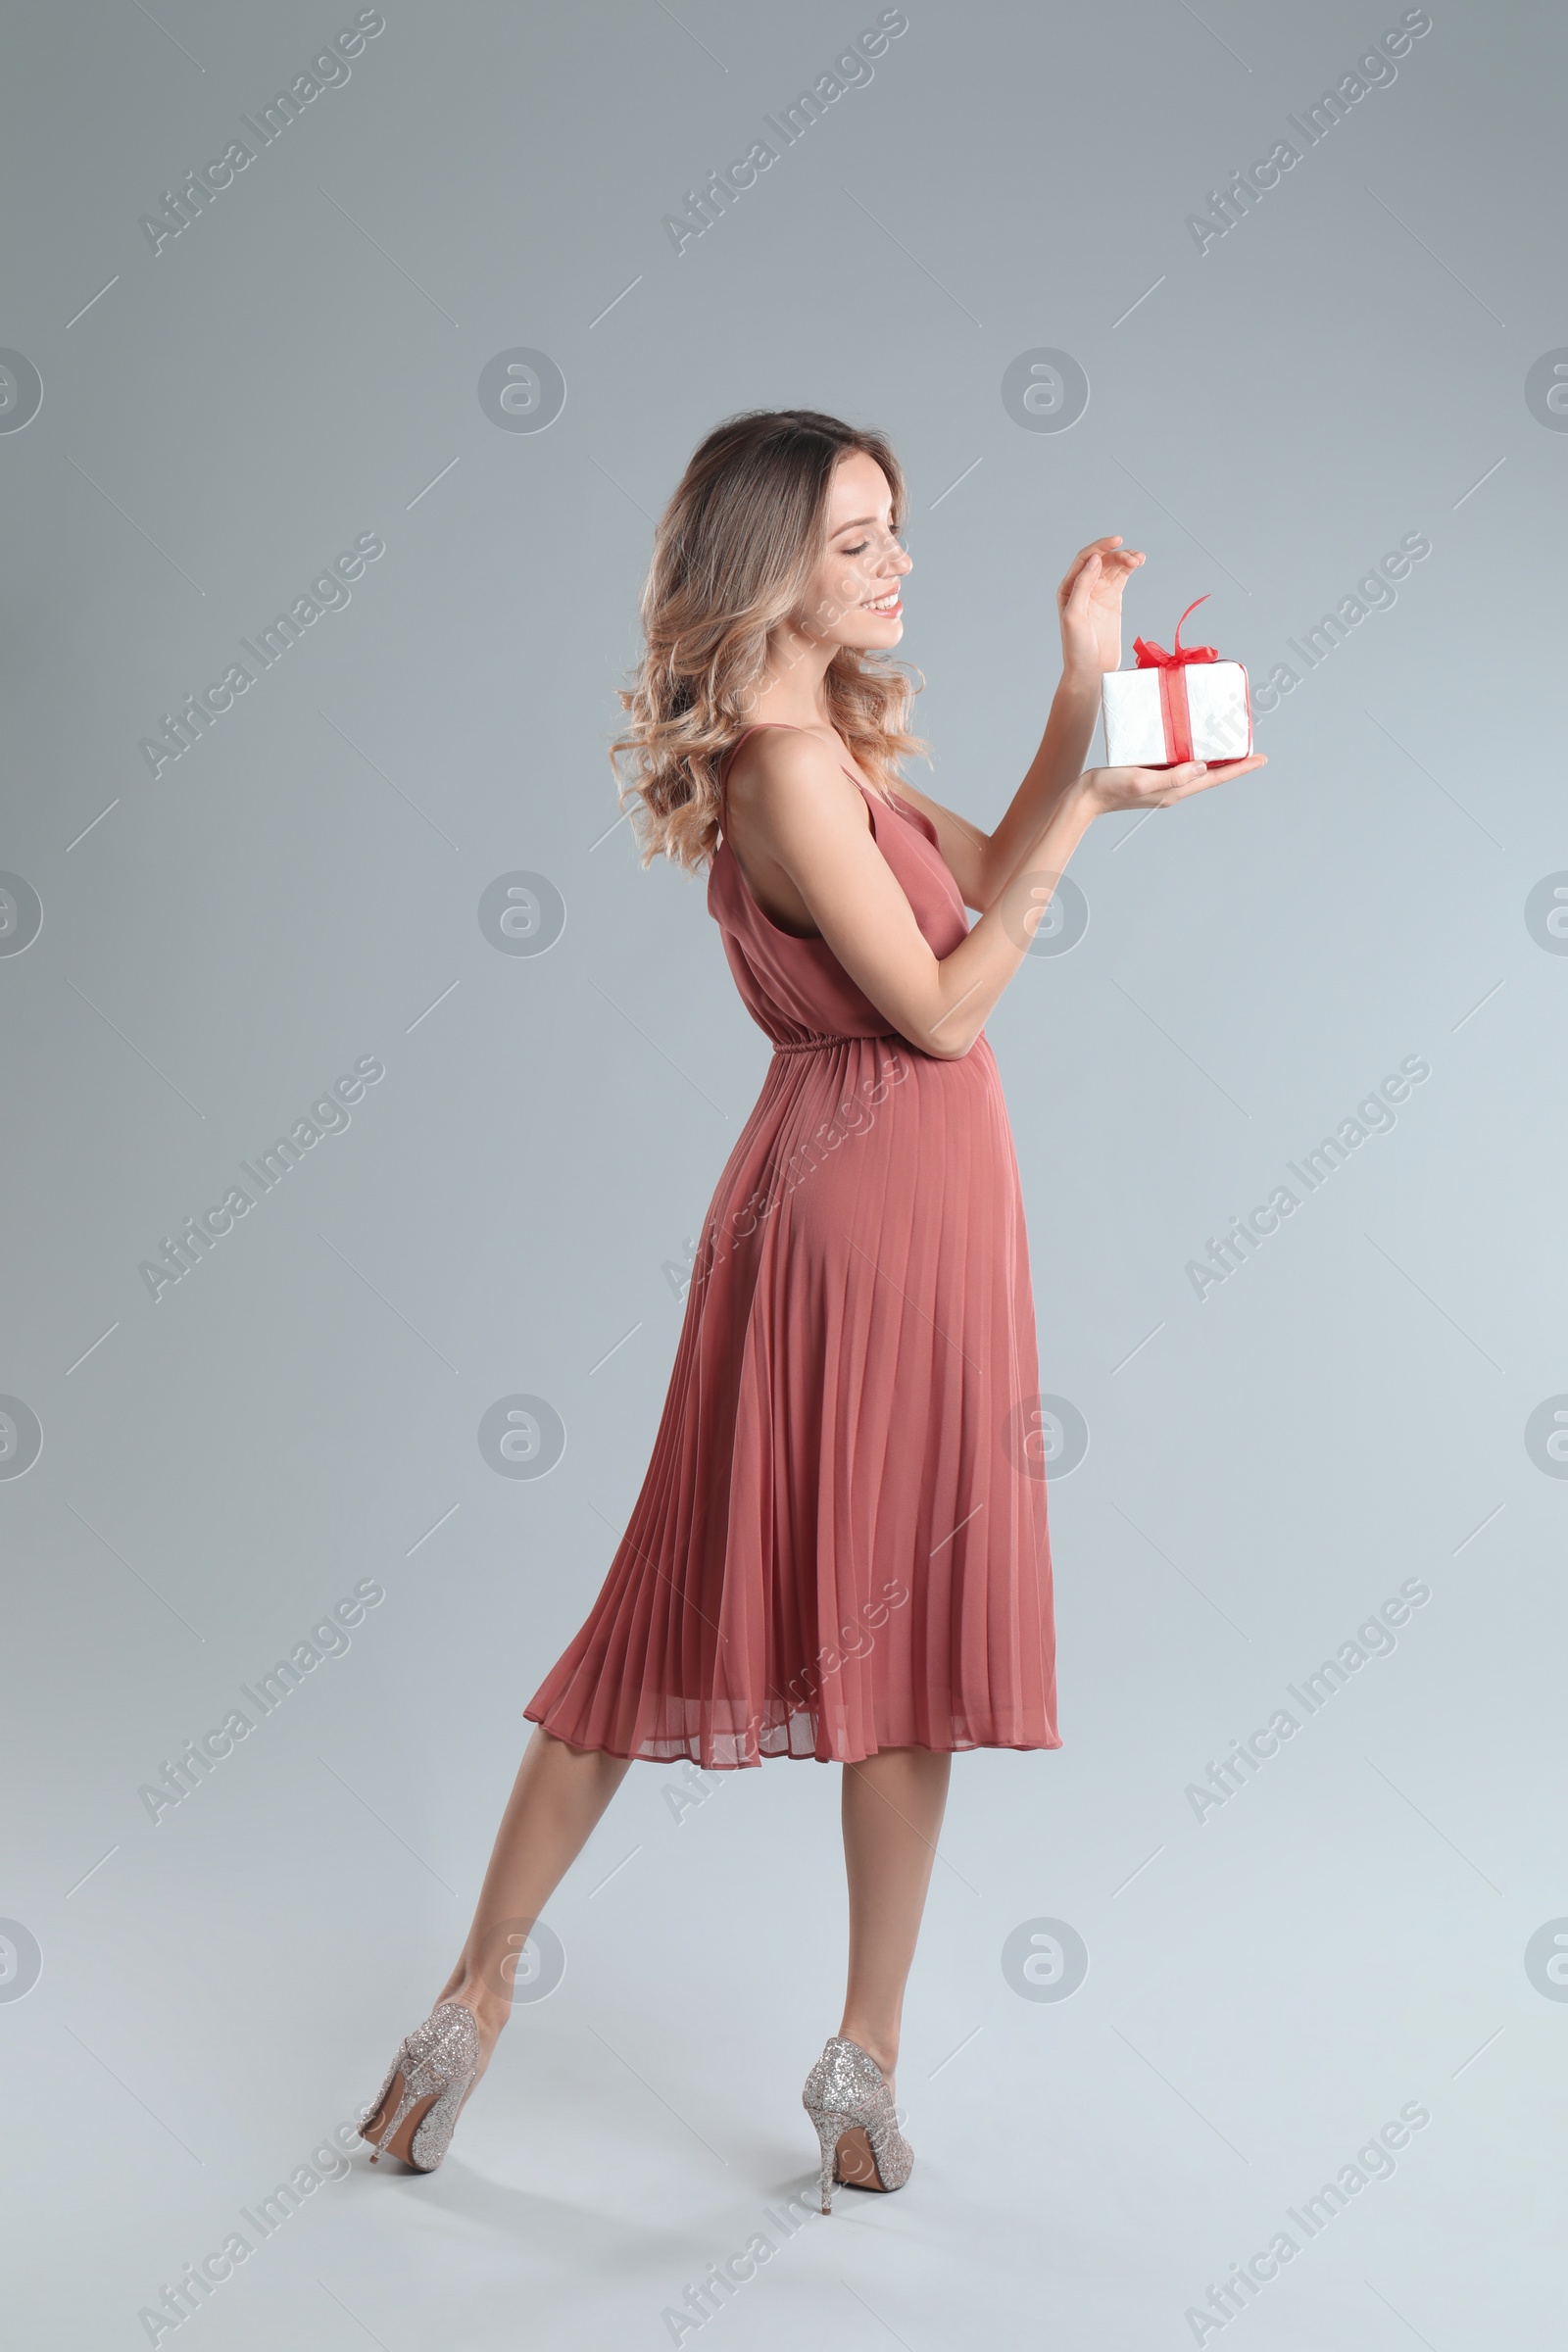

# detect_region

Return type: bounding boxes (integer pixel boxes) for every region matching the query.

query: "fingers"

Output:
[1163,754,1268,799]
[1059,551,1102,609]
[1091,761,1197,806]
[1063,537,1141,580]
[1135,760,1202,800]
[1077,548,1142,578]
[1058,538,1146,611]
[1087,753,1268,817]
[1087,551,1145,592]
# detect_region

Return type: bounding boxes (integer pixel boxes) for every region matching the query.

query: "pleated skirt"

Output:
[523,1031,1060,1767]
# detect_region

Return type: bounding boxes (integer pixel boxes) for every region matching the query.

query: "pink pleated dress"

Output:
[523,724,1060,1768]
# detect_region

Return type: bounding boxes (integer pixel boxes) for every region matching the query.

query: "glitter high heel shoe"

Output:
[801,2034,913,2214]
[359,2001,481,2173]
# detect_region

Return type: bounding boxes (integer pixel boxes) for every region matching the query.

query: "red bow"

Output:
[1129,596,1219,764]
[1133,595,1220,670]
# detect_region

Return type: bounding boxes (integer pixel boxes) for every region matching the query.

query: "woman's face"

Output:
[799,449,913,651]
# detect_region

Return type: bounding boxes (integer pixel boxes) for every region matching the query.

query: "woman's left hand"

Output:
[1058,536,1145,677]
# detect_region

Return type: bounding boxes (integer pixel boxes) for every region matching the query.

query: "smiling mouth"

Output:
[863,591,902,612]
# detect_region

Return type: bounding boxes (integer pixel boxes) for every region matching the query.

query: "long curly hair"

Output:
[611,409,929,873]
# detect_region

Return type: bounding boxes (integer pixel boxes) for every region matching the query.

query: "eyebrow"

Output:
[832,514,894,532]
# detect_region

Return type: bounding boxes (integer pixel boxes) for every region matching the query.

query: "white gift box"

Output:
[1102,658,1252,767]
[1100,601,1252,768]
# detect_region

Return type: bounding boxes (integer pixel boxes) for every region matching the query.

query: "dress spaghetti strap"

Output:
[718,721,800,814]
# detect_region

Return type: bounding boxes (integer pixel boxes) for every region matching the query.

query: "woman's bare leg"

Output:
[838,1746,953,2098]
[432,1726,631,2077]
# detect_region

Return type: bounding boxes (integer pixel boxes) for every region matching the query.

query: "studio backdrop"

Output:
[1,1,1562,2344]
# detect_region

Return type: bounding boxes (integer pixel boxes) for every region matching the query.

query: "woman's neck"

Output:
[742,626,837,734]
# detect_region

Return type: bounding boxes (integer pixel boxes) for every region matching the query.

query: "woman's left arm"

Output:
[899,536,1144,912]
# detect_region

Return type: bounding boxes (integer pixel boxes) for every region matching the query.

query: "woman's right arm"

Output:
[738,731,1266,1059]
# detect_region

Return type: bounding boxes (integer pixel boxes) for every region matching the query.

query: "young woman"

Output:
[359,409,1264,2210]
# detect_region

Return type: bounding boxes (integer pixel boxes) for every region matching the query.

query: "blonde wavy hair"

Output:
[611,409,929,873]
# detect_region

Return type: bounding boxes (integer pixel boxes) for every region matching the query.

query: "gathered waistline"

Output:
[770,1031,900,1055]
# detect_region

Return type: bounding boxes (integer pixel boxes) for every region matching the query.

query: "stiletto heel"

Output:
[359,2001,481,2174]
[808,2106,841,2215]
[801,2034,913,2215]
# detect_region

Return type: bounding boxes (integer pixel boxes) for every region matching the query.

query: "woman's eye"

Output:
[843,541,868,556]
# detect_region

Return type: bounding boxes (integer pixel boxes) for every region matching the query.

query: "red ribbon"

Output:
[1131,596,1220,765]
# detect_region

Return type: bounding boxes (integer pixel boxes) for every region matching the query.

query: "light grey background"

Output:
[2,0,1564,2344]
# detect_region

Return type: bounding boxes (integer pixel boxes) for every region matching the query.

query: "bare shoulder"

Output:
[724,726,868,854]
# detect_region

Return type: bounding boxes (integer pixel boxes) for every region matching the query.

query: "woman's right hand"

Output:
[1076,753,1268,816]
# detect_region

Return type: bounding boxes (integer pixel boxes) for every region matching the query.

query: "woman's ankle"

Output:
[839,2020,898,2082]
[436,1978,510,2052]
